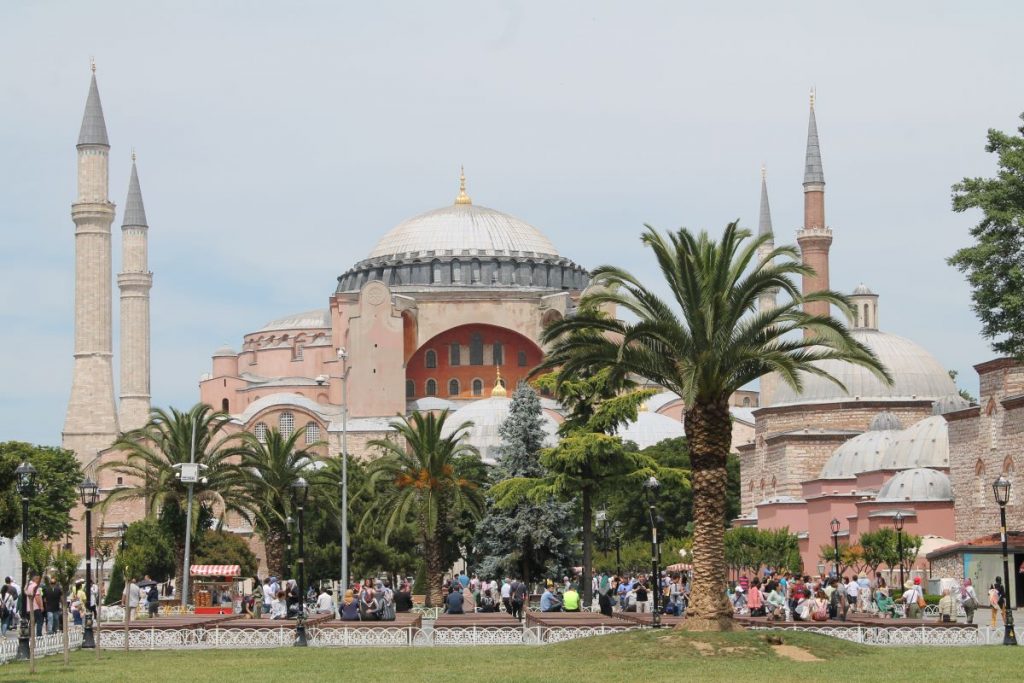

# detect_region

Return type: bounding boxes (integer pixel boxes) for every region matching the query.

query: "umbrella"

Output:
[137,579,158,588]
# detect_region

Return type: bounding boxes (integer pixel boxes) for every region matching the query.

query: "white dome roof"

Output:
[819,428,899,479]
[876,468,953,502]
[257,309,330,332]
[619,411,685,449]
[770,329,957,407]
[442,396,560,464]
[878,415,949,471]
[369,204,559,259]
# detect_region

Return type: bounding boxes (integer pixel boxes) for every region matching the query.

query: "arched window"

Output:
[305,422,320,445]
[254,422,268,444]
[279,411,294,438]
[221,398,230,413]
[425,349,437,368]
[406,379,415,398]
[448,379,460,396]
[470,332,484,365]
[742,397,751,407]
[863,303,870,328]
[771,476,777,497]
[451,260,461,283]
[292,342,304,360]
[426,379,437,396]
[493,342,503,366]
[472,379,483,396]
[431,260,442,284]
[471,259,481,283]
[975,460,986,506]
[450,344,461,366]
[518,350,528,367]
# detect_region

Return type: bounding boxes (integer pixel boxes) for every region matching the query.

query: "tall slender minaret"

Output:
[118,153,153,431]
[63,65,120,465]
[796,88,833,335]
[757,165,778,406]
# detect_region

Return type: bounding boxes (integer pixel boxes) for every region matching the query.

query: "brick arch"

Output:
[1003,456,1014,475]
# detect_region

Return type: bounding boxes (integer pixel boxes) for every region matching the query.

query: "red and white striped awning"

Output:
[190,564,241,577]
[666,563,692,572]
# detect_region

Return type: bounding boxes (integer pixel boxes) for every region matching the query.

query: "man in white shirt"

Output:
[902,582,922,619]
[315,588,334,615]
[844,578,858,614]
[500,578,512,614]
[123,577,141,621]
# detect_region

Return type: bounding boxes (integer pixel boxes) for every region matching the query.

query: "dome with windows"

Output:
[876,467,953,502]
[441,395,560,464]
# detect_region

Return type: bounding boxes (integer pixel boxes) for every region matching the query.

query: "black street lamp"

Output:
[285,515,294,575]
[78,477,100,649]
[291,477,309,647]
[15,461,37,661]
[992,476,1017,646]
[643,476,661,628]
[119,522,129,552]
[893,512,905,590]
[830,518,841,578]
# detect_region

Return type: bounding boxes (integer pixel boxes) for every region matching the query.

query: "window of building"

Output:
[425,349,437,368]
[305,422,320,445]
[493,342,503,366]
[406,379,415,398]
[472,379,483,396]
[116,476,123,486]
[471,259,481,283]
[293,343,304,360]
[448,379,460,396]
[426,379,437,396]
[255,422,268,444]
[470,332,484,365]
[451,260,461,283]
[518,350,528,367]
[221,398,229,413]
[279,412,294,438]
[432,260,442,284]
[450,344,461,366]
[742,397,751,407]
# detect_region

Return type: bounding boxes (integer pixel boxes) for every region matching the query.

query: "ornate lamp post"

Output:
[893,512,905,590]
[643,476,661,628]
[15,461,37,661]
[291,477,309,646]
[992,476,1017,646]
[830,518,841,578]
[78,477,100,649]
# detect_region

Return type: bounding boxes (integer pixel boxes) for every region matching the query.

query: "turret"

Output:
[796,88,833,334]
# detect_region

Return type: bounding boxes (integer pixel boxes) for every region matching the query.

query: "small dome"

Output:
[257,309,330,332]
[932,394,971,415]
[618,411,685,449]
[442,396,560,464]
[213,345,237,357]
[876,468,953,502]
[852,283,875,295]
[878,415,949,471]
[819,429,899,479]
[869,411,902,432]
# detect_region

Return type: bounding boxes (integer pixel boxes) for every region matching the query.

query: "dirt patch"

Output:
[688,641,757,657]
[691,641,714,655]
[772,644,822,662]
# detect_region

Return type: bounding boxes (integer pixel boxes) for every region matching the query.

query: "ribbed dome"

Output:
[878,415,949,471]
[213,345,237,357]
[869,411,902,431]
[442,396,560,464]
[876,468,953,502]
[618,411,685,449]
[369,204,559,260]
[932,394,971,415]
[819,429,899,479]
[770,330,957,406]
[257,309,330,332]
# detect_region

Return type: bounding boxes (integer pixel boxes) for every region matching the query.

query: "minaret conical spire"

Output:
[803,88,824,187]
[78,70,110,147]
[758,165,773,237]
[122,157,148,227]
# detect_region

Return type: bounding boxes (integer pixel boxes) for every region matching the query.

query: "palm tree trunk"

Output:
[581,488,593,607]
[264,530,286,579]
[681,400,735,631]
[424,536,444,608]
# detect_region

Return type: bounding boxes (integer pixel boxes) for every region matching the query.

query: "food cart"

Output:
[191,564,243,615]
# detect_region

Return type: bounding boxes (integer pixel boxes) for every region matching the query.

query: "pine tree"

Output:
[474,383,576,583]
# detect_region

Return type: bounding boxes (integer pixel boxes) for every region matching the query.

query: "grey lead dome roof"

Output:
[257,309,330,332]
[876,468,953,502]
[368,204,559,260]
[770,329,957,407]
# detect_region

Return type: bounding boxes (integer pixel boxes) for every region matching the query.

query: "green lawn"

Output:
[1,630,1018,683]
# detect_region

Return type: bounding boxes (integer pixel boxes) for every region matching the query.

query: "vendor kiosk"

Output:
[191,564,243,615]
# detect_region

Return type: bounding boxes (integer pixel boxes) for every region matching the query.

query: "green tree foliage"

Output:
[18,537,52,577]
[537,223,888,628]
[948,114,1024,359]
[473,383,576,583]
[593,537,690,575]
[0,442,82,542]
[194,529,258,578]
[724,527,802,577]
[118,518,177,582]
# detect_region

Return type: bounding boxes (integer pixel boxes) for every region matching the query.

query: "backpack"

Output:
[812,600,829,621]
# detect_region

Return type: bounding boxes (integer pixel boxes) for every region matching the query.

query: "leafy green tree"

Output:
[194,529,258,578]
[50,548,81,665]
[362,411,486,606]
[118,518,177,582]
[539,223,889,629]
[725,527,801,578]
[948,114,1024,359]
[474,383,576,583]
[0,442,82,542]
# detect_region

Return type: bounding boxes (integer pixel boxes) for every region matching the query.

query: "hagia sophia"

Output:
[56,70,1023,607]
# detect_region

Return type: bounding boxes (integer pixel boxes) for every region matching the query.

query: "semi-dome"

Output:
[876,468,953,502]
[770,329,957,407]
[819,428,899,479]
[878,415,949,471]
[869,411,902,432]
[618,411,685,449]
[257,309,330,332]
[932,394,971,415]
[442,396,560,464]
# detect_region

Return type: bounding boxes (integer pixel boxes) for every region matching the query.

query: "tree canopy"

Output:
[0,441,82,542]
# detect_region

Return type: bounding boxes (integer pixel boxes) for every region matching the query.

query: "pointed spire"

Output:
[758,164,773,237]
[454,165,472,205]
[122,156,148,227]
[490,366,507,398]
[78,67,109,147]
[803,87,824,186]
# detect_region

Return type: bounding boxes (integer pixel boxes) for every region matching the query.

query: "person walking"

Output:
[147,582,159,618]
[902,579,923,619]
[510,578,527,620]
[500,578,512,614]
[990,578,1006,627]
[0,581,17,636]
[123,576,141,622]
[959,579,978,624]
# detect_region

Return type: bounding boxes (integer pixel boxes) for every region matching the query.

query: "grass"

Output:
[1,629,1019,683]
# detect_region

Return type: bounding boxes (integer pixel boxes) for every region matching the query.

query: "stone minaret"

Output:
[796,88,833,336]
[757,165,778,406]
[63,67,120,465]
[117,154,153,431]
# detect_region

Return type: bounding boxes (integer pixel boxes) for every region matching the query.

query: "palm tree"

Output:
[538,222,890,630]
[101,403,245,595]
[223,427,326,578]
[362,411,486,607]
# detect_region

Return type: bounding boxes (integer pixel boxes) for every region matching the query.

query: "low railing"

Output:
[0,628,84,664]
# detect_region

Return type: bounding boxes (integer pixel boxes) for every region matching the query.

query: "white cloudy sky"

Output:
[2,1,1022,446]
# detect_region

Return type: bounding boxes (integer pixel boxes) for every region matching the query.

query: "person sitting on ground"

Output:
[359,587,380,621]
[874,587,897,618]
[394,580,413,613]
[315,587,335,615]
[598,587,614,617]
[270,590,288,620]
[540,583,562,613]
[562,584,580,613]
[811,589,830,622]
[765,581,787,620]
[730,584,746,615]
[340,589,361,621]
[445,586,465,615]
[747,579,765,617]
[478,588,498,613]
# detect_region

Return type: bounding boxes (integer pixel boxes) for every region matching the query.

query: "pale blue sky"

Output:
[2,1,1022,445]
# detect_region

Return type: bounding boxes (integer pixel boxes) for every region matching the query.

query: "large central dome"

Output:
[369,203,559,260]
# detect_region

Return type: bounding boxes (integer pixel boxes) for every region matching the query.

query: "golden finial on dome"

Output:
[490,366,507,398]
[455,165,472,205]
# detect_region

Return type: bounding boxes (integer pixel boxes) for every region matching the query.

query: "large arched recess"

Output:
[406,323,543,400]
